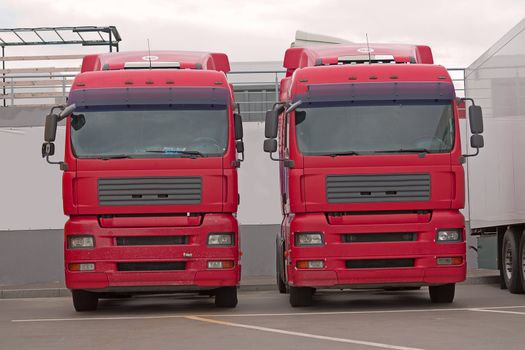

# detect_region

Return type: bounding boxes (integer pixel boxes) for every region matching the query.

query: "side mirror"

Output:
[263,138,277,153]
[468,105,483,134]
[44,114,59,142]
[470,134,484,149]
[265,110,279,138]
[234,113,243,140]
[41,142,55,158]
[236,140,244,153]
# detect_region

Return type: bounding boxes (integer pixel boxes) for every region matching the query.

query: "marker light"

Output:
[69,263,95,271]
[208,260,235,269]
[296,260,325,269]
[68,235,94,249]
[437,257,463,265]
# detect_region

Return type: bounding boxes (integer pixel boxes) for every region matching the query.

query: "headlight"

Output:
[67,235,94,249]
[208,233,234,246]
[436,229,462,243]
[295,232,324,246]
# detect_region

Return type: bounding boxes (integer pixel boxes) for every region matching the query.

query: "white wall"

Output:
[0,126,66,230]
[0,122,281,231]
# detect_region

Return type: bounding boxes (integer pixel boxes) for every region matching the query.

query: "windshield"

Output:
[295,101,454,155]
[70,105,228,158]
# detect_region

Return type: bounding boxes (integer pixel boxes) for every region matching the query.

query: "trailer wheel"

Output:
[502,229,524,294]
[215,287,238,308]
[429,284,455,303]
[289,287,313,307]
[72,290,98,312]
[519,230,525,292]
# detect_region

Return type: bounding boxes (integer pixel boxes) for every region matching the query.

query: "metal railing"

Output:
[1,67,466,115]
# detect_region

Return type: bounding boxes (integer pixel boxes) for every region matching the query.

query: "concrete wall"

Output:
[0,225,279,286]
[0,108,280,285]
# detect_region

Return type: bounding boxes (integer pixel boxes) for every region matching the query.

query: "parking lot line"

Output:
[469,308,525,316]
[11,304,525,323]
[185,315,426,350]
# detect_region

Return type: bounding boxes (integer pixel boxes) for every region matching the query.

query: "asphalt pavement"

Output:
[1,283,524,350]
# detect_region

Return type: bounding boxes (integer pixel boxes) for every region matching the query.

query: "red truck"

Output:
[41,51,244,311]
[264,44,484,306]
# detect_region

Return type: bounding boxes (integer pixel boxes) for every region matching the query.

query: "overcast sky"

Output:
[1,0,524,67]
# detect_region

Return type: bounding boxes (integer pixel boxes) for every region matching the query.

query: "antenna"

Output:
[147,38,152,69]
[366,33,372,64]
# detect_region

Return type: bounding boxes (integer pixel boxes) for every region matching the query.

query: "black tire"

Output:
[429,284,455,303]
[215,287,238,308]
[72,290,98,312]
[519,230,525,292]
[502,229,524,294]
[289,286,313,307]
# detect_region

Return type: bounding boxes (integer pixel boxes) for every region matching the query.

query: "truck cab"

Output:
[42,51,244,311]
[264,44,484,306]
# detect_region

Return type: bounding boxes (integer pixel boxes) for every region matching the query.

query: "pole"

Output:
[2,46,5,107]
[109,30,113,53]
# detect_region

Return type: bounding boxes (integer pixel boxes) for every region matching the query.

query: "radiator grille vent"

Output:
[98,177,201,206]
[342,233,416,243]
[116,236,189,246]
[326,173,430,203]
[346,259,415,269]
[117,262,186,271]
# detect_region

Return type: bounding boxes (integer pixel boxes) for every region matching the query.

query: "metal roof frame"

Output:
[0,26,121,51]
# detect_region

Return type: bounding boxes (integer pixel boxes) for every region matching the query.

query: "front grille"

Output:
[116,236,189,246]
[117,262,186,271]
[346,258,414,269]
[98,177,202,206]
[342,233,416,243]
[326,173,430,203]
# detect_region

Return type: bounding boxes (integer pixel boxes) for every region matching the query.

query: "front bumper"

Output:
[64,214,240,292]
[286,210,466,288]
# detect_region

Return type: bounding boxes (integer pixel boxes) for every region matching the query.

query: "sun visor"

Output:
[69,87,230,107]
[294,82,455,103]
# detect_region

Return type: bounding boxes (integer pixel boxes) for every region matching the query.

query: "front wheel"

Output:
[502,229,524,294]
[289,286,313,307]
[429,284,455,303]
[72,290,98,312]
[215,287,238,308]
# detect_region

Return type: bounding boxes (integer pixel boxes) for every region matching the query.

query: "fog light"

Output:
[69,263,95,271]
[68,235,94,249]
[437,257,463,265]
[296,260,325,269]
[208,233,234,246]
[436,229,462,243]
[295,232,324,246]
[208,260,235,269]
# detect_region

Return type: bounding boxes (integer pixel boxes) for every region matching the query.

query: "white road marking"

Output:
[469,308,525,315]
[10,304,525,323]
[186,315,426,350]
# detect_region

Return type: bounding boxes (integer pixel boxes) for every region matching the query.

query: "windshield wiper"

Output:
[145,148,204,158]
[326,150,360,157]
[373,149,432,154]
[99,154,133,160]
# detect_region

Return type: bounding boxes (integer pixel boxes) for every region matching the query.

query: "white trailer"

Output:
[465,18,525,292]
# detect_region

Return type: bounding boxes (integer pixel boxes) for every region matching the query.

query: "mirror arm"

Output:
[460,97,476,106]
[269,152,295,167]
[462,147,480,158]
[45,156,68,170]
